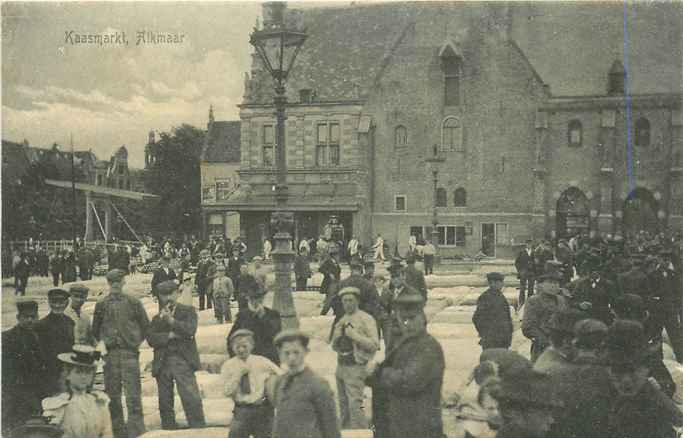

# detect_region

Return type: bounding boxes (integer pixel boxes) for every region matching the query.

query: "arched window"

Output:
[454,188,467,207]
[568,120,582,147]
[442,117,462,152]
[394,125,408,149]
[635,118,650,147]
[442,52,461,106]
[436,188,447,207]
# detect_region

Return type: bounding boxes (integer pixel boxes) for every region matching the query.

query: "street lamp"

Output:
[425,144,445,266]
[250,2,307,329]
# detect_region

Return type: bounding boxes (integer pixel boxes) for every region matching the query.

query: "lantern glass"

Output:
[251,28,307,84]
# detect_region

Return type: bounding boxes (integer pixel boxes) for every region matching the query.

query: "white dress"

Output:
[42,391,113,438]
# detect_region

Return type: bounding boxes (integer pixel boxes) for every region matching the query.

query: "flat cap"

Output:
[229,328,255,344]
[106,269,127,282]
[338,286,361,299]
[48,288,70,301]
[156,280,179,295]
[69,283,90,296]
[274,329,310,349]
[15,298,38,313]
[486,272,505,282]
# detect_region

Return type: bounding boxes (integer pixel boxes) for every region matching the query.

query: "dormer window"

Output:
[439,42,462,107]
[635,117,650,147]
[568,120,583,147]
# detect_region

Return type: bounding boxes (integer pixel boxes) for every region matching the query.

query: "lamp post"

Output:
[250,2,307,329]
[425,145,445,266]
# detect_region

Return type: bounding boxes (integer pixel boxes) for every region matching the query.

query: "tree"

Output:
[143,124,205,237]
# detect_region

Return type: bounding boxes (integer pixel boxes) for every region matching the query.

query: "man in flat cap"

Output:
[147,280,205,430]
[228,277,282,364]
[195,249,215,311]
[151,254,177,296]
[367,286,445,438]
[272,329,341,438]
[34,288,75,395]
[515,240,536,307]
[473,272,513,350]
[92,269,148,437]
[64,283,95,346]
[319,244,341,298]
[221,329,282,438]
[322,255,381,341]
[523,271,568,362]
[331,286,379,429]
[492,367,562,438]
[2,299,48,436]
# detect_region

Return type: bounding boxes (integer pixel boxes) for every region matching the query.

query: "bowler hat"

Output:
[486,272,505,282]
[497,367,563,409]
[393,285,425,306]
[544,308,585,334]
[106,269,127,282]
[69,283,90,297]
[48,288,70,301]
[11,417,64,438]
[274,329,310,349]
[156,280,179,295]
[15,298,38,314]
[57,344,102,369]
[338,286,361,299]
[605,320,658,369]
[229,328,255,345]
[536,270,563,283]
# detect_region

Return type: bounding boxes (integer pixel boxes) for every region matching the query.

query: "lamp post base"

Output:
[431,228,440,267]
[270,212,298,329]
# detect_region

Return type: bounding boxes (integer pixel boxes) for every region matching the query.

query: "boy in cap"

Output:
[227,277,282,364]
[331,286,379,429]
[92,269,148,437]
[212,263,234,323]
[34,288,75,395]
[64,283,95,346]
[473,272,513,350]
[522,271,568,362]
[221,329,282,438]
[147,280,206,430]
[2,299,49,436]
[41,344,112,436]
[271,329,341,438]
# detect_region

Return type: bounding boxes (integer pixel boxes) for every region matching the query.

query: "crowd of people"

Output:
[3,228,683,438]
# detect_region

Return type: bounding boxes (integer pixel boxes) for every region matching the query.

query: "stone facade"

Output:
[221,2,682,259]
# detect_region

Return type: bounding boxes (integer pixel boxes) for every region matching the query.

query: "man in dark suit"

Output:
[473,272,513,350]
[515,240,536,307]
[227,247,245,310]
[1,299,48,437]
[404,255,428,300]
[319,246,341,297]
[151,255,177,295]
[227,276,282,365]
[147,280,206,430]
[34,288,75,395]
[569,258,618,325]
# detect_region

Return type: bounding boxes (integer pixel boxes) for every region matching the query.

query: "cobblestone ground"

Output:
[2,261,533,437]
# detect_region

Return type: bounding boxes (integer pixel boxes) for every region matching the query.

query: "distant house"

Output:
[199,106,242,239]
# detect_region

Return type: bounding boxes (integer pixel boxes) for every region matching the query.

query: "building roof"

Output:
[510,2,682,96]
[245,2,681,104]
[202,121,241,163]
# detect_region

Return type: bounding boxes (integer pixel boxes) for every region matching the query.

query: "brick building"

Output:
[220,1,682,258]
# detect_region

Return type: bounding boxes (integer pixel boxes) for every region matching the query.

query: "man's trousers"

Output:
[104,349,146,438]
[214,295,232,323]
[198,286,213,311]
[229,403,273,438]
[423,255,434,275]
[156,354,206,429]
[518,276,534,307]
[335,363,368,429]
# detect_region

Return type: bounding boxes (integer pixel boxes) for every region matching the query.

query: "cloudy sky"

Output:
[2,1,265,167]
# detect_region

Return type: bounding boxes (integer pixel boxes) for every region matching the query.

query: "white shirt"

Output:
[221,354,282,404]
